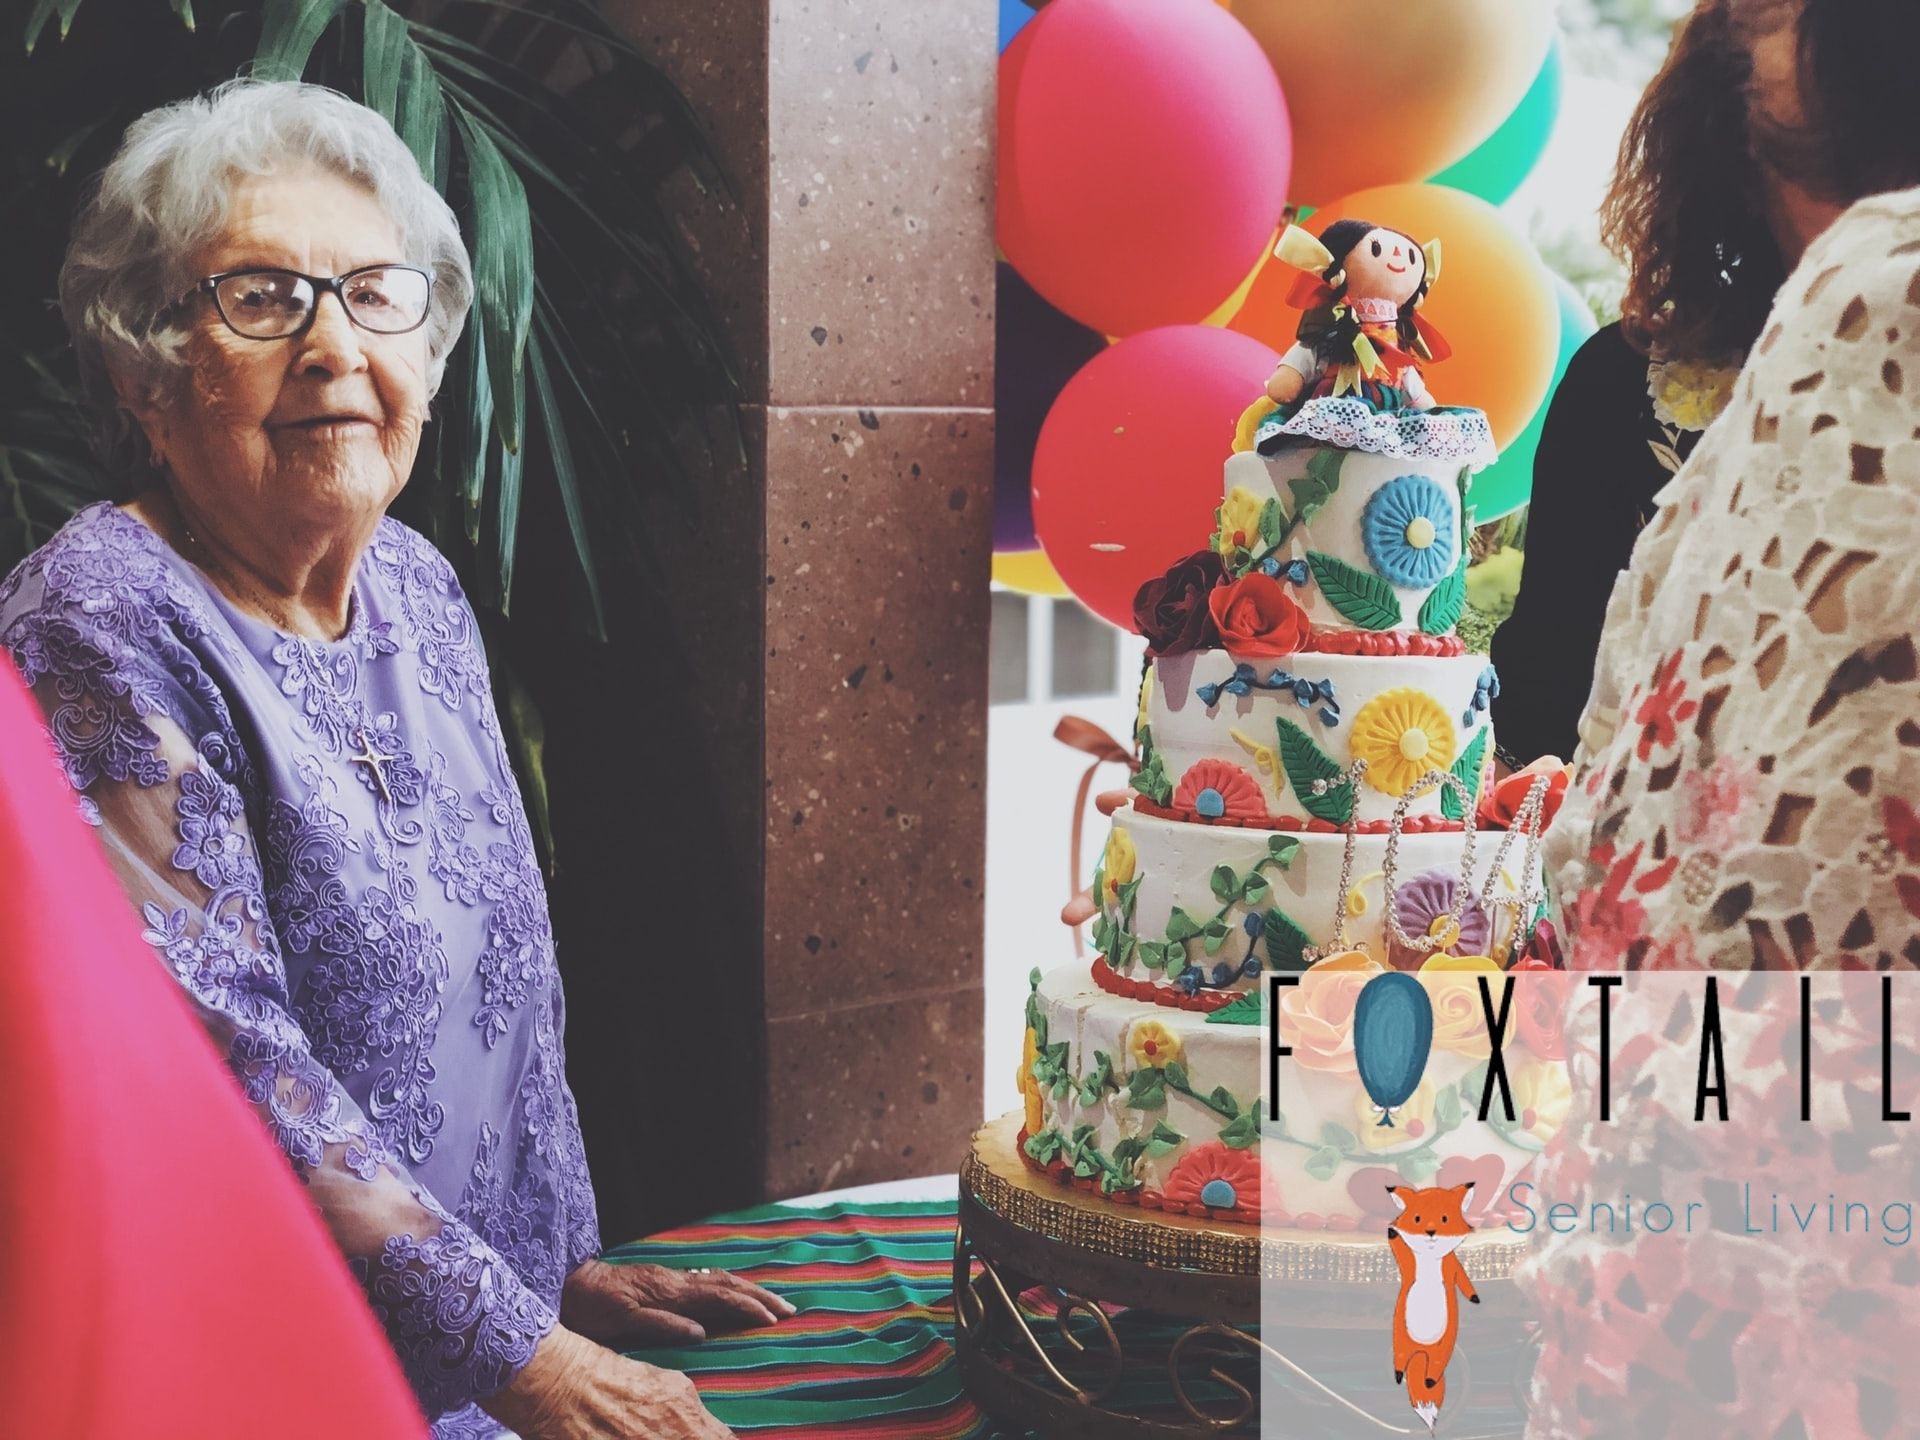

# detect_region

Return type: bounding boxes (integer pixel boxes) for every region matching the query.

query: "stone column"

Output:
[605,0,996,1209]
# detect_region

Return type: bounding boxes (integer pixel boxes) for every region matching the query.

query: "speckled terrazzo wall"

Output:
[611,0,995,1200]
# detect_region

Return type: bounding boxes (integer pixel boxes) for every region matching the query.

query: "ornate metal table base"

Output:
[955,1114,1538,1438]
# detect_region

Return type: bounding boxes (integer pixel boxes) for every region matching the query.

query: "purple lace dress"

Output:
[0,502,600,1439]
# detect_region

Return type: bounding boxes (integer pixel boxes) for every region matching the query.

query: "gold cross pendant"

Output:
[349,725,393,805]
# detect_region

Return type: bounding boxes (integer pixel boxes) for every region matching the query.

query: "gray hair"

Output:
[59,78,472,486]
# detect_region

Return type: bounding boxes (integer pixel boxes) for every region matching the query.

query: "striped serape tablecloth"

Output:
[610,1197,1531,1438]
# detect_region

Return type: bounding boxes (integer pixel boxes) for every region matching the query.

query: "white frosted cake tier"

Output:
[1016,962,1560,1228]
[1089,807,1540,1002]
[1218,444,1475,640]
[1141,647,1497,828]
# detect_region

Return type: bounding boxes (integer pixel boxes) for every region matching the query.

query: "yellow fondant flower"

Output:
[1128,1018,1183,1072]
[1214,485,1266,558]
[1422,955,1504,1058]
[1101,826,1137,905]
[1511,1060,1572,1144]
[1356,1077,1436,1150]
[1349,689,1458,797]
[1020,1026,1046,1135]
[1135,668,1152,744]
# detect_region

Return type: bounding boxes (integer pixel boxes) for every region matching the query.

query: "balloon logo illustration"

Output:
[1354,972,1435,1127]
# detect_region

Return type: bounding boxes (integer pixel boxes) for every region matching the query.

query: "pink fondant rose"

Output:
[1275,950,1380,1074]
[1132,549,1226,658]
[1206,572,1312,659]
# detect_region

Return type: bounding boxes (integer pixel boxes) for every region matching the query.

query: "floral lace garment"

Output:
[0,503,601,1438]
[1523,188,1920,1435]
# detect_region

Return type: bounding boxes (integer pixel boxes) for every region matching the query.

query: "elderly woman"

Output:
[0,80,786,1440]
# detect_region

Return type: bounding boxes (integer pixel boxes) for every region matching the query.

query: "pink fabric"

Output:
[0,654,429,1439]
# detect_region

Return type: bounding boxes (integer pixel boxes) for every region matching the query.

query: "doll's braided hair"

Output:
[1302,217,1431,365]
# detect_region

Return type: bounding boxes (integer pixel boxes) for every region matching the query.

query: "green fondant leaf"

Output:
[1025,1129,1065,1164]
[1210,864,1239,902]
[1258,496,1284,547]
[1165,907,1203,943]
[1127,1067,1168,1110]
[1263,906,1313,972]
[1137,939,1167,972]
[1458,1059,1491,1104]
[1164,1060,1193,1095]
[1240,872,1270,905]
[1147,1120,1187,1158]
[1130,750,1172,806]
[1418,558,1467,635]
[1435,1085,1464,1132]
[1320,1121,1358,1151]
[1305,1145,1342,1182]
[1209,1085,1241,1119]
[1268,835,1302,867]
[1288,448,1345,535]
[1164,949,1191,981]
[1207,991,1266,1026]
[1201,918,1232,956]
[1443,728,1490,822]
[1397,1149,1442,1183]
[1276,717,1354,826]
[1220,1106,1263,1150]
[1307,550,1402,631]
[1118,876,1143,921]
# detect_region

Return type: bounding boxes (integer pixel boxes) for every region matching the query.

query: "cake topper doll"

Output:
[1234,221,1489,462]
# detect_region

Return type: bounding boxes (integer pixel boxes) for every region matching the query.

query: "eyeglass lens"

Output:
[212,267,430,338]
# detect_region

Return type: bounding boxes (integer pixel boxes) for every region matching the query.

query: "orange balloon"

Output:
[1228,183,1558,449]
[1235,0,1553,206]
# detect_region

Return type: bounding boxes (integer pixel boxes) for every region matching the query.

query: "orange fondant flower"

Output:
[1479,758,1571,831]
[1276,950,1383,1074]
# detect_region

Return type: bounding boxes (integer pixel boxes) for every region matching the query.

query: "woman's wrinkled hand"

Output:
[560,1258,797,1348]
[479,1324,734,1440]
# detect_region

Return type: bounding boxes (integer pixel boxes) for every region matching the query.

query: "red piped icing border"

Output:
[1090,958,1239,1012]
[1301,630,1466,658]
[1132,796,1465,833]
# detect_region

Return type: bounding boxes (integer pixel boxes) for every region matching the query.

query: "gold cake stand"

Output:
[953,1113,1538,1438]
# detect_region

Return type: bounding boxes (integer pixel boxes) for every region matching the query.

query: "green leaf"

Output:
[456,109,534,461]
[1117,875,1143,921]
[1164,1061,1193,1094]
[1276,717,1354,826]
[361,0,410,122]
[1258,496,1284,547]
[1165,907,1203,943]
[169,0,195,32]
[1024,1129,1064,1165]
[1397,1149,1442,1183]
[1147,1120,1187,1157]
[1209,1085,1241,1119]
[1137,940,1166,972]
[1210,864,1239,902]
[1435,1086,1464,1132]
[1443,728,1490,822]
[1263,906,1313,971]
[1287,448,1345,534]
[1127,1068,1168,1110]
[254,0,348,80]
[1164,949,1190,981]
[1320,1121,1358,1150]
[488,629,556,872]
[1130,751,1172,806]
[1267,834,1302,867]
[1201,920,1232,956]
[527,334,607,637]
[1206,991,1265,1026]
[1220,1107,1263,1150]
[453,305,495,544]
[1418,558,1468,635]
[1305,1145,1342,1182]
[1307,550,1402,630]
[1240,872,1270,905]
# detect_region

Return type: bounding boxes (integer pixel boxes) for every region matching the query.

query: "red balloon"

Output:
[999,0,1291,337]
[1032,326,1279,629]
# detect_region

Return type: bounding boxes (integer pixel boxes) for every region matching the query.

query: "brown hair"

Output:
[1605,0,1920,363]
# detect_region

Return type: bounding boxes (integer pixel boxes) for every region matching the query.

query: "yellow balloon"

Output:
[1235,0,1553,206]
[1198,227,1278,329]
[992,548,1074,597]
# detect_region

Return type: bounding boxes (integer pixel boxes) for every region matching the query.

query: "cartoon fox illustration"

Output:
[1386,1182,1479,1434]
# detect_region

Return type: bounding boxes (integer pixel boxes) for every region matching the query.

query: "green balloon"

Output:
[1466,272,1595,523]
[1429,38,1563,206]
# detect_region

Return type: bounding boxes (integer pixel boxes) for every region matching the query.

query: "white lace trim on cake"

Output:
[1256,395,1498,467]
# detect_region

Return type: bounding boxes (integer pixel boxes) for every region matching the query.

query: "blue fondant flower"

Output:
[1243,911,1264,938]
[1362,475,1457,589]
[1281,558,1310,586]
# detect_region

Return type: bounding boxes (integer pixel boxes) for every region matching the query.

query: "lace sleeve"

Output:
[6,610,557,1419]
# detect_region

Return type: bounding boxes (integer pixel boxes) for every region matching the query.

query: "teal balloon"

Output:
[1429,38,1563,206]
[1467,271,1596,522]
[1353,973,1434,1127]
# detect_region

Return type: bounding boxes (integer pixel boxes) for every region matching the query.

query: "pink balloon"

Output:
[999,0,1291,337]
[1032,326,1280,629]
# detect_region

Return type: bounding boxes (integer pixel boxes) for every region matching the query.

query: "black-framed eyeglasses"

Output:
[196,264,432,340]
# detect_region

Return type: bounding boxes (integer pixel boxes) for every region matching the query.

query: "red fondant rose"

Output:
[1479,758,1571,832]
[1132,549,1226,658]
[1206,572,1312,658]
